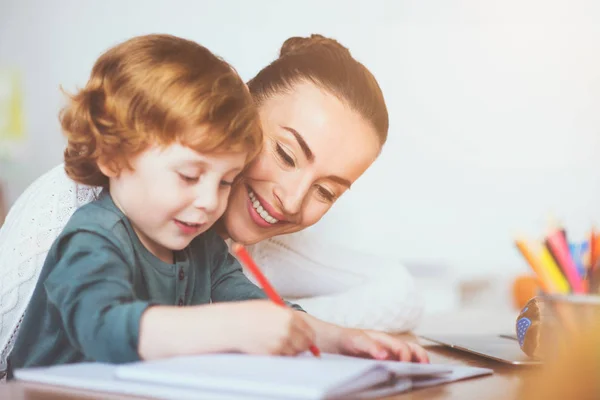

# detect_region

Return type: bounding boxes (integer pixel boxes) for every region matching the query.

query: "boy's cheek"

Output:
[214,201,229,221]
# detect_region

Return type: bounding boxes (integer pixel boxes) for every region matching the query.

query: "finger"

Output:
[408,343,430,364]
[290,326,313,354]
[286,317,315,354]
[282,341,303,356]
[364,332,412,361]
[270,337,290,356]
[391,342,412,362]
[279,345,297,357]
[293,316,316,351]
[296,316,316,345]
[350,334,388,360]
[275,332,301,356]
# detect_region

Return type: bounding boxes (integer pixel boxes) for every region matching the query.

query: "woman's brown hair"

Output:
[247,34,388,148]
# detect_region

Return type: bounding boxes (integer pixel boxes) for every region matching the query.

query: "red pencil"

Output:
[232,243,321,358]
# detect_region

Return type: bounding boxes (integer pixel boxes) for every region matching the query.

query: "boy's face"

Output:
[105,140,246,263]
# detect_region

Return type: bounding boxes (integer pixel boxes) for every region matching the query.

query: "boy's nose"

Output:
[193,184,219,214]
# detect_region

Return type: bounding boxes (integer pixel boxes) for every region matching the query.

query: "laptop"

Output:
[419,333,542,365]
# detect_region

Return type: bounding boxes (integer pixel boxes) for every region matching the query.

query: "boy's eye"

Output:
[179,173,199,183]
[275,143,295,167]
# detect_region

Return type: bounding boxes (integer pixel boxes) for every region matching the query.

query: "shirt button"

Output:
[178,299,184,306]
[178,268,184,281]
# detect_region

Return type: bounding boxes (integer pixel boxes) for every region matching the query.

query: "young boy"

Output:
[7,34,316,377]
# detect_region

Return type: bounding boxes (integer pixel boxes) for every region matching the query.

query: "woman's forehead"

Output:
[261,82,376,144]
[260,81,380,180]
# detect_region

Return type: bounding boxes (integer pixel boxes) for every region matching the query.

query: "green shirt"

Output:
[8,190,301,374]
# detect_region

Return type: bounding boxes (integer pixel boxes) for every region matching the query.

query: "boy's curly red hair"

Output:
[61,34,262,187]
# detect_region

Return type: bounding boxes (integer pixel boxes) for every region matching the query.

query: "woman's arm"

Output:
[242,231,424,333]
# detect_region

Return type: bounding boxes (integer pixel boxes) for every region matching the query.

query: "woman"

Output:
[0,34,422,370]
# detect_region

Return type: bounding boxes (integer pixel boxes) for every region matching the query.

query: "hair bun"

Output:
[279,34,351,58]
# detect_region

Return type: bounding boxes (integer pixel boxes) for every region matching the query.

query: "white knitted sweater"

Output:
[0,164,422,372]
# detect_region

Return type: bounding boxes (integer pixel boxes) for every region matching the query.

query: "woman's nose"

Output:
[273,177,312,220]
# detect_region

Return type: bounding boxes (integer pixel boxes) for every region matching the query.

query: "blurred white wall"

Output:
[1,0,599,279]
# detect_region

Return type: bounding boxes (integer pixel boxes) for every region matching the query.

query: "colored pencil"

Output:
[538,244,571,294]
[546,229,585,294]
[516,240,564,293]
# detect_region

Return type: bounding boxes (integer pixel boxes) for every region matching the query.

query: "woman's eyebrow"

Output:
[281,126,314,162]
[326,175,352,189]
[280,126,352,188]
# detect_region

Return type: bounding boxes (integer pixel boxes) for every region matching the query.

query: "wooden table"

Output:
[0,335,540,400]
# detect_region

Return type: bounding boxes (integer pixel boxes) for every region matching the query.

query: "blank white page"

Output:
[114,353,451,399]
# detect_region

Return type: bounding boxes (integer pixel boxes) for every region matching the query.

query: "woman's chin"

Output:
[229,229,264,246]
[225,217,268,246]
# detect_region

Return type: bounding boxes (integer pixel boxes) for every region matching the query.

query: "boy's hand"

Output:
[139,301,316,360]
[336,329,429,363]
[228,300,316,356]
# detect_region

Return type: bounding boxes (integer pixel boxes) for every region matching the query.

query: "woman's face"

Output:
[223,81,381,245]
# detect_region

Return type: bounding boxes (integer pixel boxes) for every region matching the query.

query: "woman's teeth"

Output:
[248,189,279,224]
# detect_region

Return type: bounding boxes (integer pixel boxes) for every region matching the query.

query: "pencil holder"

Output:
[517,294,600,359]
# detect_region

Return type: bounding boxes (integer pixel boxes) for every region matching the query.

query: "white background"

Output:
[1,0,599,279]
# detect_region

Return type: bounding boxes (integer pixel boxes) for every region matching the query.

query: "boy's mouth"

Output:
[174,219,203,234]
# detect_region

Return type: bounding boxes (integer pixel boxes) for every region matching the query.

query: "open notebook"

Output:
[15,353,492,399]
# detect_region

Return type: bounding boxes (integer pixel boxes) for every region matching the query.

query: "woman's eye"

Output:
[275,143,295,167]
[220,180,233,187]
[316,185,336,202]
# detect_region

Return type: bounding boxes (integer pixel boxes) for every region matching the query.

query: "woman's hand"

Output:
[336,329,429,363]
[300,312,429,363]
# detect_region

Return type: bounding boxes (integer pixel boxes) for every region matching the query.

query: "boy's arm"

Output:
[45,229,152,364]
[47,229,315,361]
[47,230,242,361]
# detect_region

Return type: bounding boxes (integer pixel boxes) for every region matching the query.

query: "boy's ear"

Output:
[97,159,119,178]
